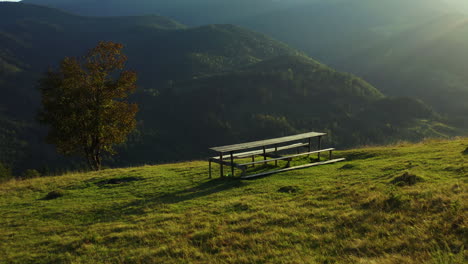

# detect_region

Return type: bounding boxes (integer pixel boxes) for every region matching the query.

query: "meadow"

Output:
[0,138,466,263]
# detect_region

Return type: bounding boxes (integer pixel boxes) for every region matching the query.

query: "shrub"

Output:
[22,169,41,179]
[390,172,424,186]
[0,162,12,182]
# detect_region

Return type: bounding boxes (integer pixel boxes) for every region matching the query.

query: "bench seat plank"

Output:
[210,142,309,160]
[240,158,346,179]
[208,158,247,170]
[239,148,335,167]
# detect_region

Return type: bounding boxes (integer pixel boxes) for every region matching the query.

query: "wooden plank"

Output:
[236,142,308,158]
[239,148,335,167]
[210,142,308,160]
[209,158,246,170]
[210,132,326,153]
[240,158,346,179]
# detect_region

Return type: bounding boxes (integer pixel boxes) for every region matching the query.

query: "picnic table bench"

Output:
[208,132,345,179]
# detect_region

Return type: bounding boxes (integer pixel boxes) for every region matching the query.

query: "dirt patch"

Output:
[278,186,301,194]
[228,202,250,212]
[339,164,356,170]
[343,152,376,161]
[95,176,143,186]
[390,172,424,186]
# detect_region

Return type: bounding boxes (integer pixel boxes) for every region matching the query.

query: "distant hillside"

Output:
[22,0,468,25]
[338,14,468,128]
[0,2,302,117]
[0,3,458,174]
[1,138,466,263]
[21,0,468,128]
[238,1,468,129]
[127,55,452,164]
[0,3,307,172]
[21,0,292,25]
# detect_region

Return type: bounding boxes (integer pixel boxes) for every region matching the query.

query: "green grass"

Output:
[0,138,467,263]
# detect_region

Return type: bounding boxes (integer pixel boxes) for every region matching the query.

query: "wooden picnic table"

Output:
[208,132,345,179]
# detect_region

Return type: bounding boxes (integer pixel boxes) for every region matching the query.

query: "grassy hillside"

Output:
[0,138,466,263]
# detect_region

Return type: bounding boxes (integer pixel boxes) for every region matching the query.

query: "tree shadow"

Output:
[107,177,247,218]
[159,177,246,204]
[342,151,376,161]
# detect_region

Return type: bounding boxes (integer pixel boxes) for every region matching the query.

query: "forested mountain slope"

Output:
[0,3,457,174]
[338,14,468,127]
[236,0,468,128]
[21,0,299,25]
[21,0,468,128]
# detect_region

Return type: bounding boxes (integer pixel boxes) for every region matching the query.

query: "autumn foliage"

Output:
[38,42,138,170]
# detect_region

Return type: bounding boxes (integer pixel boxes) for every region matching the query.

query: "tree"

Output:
[38,41,138,170]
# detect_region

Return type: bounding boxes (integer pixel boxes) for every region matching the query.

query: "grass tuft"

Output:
[277,185,301,193]
[463,147,468,155]
[339,163,357,170]
[43,189,65,200]
[430,242,465,264]
[390,172,424,186]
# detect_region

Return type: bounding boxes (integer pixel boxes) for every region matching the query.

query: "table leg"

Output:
[219,153,224,178]
[230,151,234,177]
[275,144,278,166]
[317,136,322,161]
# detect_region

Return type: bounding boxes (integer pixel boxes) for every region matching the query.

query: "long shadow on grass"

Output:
[158,177,245,204]
[107,177,247,218]
[49,178,246,224]
[342,151,377,161]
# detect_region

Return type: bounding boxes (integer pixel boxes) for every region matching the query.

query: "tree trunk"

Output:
[86,152,101,171]
[91,152,101,171]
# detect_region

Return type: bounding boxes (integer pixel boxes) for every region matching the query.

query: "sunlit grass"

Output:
[0,138,466,263]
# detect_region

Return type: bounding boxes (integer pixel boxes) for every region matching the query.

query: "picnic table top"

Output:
[210,132,326,153]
